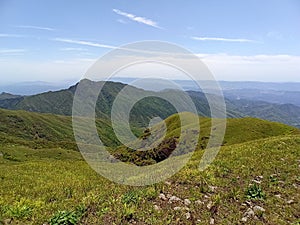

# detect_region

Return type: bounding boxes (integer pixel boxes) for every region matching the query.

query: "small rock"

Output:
[253,205,265,213]
[185,212,191,220]
[244,208,255,218]
[159,193,167,201]
[4,219,12,225]
[241,217,248,222]
[209,217,215,224]
[204,195,210,199]
[208,185,217,192]
[153,205,160,211]
[165,181,171,185]
[252,179,261,184]
[207,201,213,210]
[293,183,300,189]
[287,199,294,204]
[184,199,191,206]
[245,200,252,206]
[275,194,281,198]
[174,206,182,211]
[195,200,204,205]
[169,195,181,203]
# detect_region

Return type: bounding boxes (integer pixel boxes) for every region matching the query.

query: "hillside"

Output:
[1,80,300,129]
[0,109,299,224]
[0,80,182,127]
[112,112,299,166]
[229,99,300,128]
[0,108,139,150]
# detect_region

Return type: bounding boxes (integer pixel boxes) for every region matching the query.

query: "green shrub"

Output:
[6,204,32,219]
[121,190,141,205]
[49,211,79,225]
[246,184,266,200]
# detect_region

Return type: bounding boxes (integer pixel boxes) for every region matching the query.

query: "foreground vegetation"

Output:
[0,109,299,224]
[0,135,300,224]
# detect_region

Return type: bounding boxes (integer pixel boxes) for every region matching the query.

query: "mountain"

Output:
[0,80,205,128]
[0,80,300,129]
[228,99,300,128]
[223,89,300,107]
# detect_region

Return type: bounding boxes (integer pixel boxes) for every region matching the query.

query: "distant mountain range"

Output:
[0,79,300,128]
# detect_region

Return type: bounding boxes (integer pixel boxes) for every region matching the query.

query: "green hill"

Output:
[0,108,138,150]
[112,112,299,166]
[0,108,299,224]
[1,80,300,129]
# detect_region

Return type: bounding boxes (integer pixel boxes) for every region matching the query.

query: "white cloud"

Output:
[192,36,257,43]
[53,38,117,49]
[60,47,87,51]
[15,25,55,31]
[112,9,162,29]
[117,19,127,24]
[0,33,27,38]
[197,53,300,82]
[0,49,26,55]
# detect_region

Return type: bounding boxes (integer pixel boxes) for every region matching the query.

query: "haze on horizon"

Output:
[1,0,300,84]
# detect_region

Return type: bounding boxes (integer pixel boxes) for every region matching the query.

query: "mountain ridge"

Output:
[0,79,300,128]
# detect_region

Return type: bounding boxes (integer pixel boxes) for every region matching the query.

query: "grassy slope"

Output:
[0,108,136,149]
[0,110,299,224]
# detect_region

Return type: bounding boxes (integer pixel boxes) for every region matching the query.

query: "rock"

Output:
[245,200,252,206]
[165,181,171,185]
[174,206,182,211]
[287,199,294,204]
[253,205,265,213]
[4,219,12,224]
[159,193,167,201]
[173,206,189,211]
[209,217,215,224]
[244,208,255,217]
[208,185,217,192]
[153,205,160,211]
[185,212,191,220]
[252,179,261,184]
[184,199,191,206]
[195,200,204,205]
[207,201,213,210]
[241,217,248,222]
[275,194,281,198]
[169,195,181,203]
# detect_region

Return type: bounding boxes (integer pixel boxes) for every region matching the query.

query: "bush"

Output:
[246,184,266,200]
[121,190,141,205]
[49,211,79,225]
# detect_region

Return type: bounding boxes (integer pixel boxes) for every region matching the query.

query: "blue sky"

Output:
[0,0,300,84]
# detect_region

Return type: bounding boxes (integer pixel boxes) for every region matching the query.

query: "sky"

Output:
[0,0,300,84]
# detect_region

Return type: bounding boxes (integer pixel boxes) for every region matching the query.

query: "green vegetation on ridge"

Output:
[0,109,299,224]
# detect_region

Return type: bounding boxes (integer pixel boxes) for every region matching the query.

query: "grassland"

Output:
[0,109,299,224]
